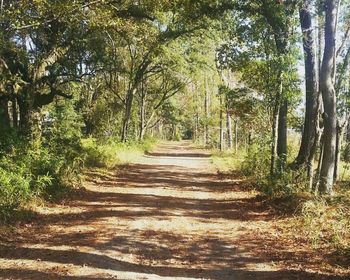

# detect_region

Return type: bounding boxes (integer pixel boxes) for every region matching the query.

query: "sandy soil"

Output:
[0,141,348,279]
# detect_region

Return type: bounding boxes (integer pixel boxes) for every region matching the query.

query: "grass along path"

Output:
[0,141,348,279]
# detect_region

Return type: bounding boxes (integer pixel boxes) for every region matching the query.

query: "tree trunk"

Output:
[319,0,337,194]
[12,99,18,129]
[271,101,280,176]
[227,112,233,149]
[314,136,324,193]
[0,99,10,130]
[18,97,30,135]
[139,88,146,141]
[121,87,136,142]
[334,120,347,181]
[235,119,238,153]
[271,73,282,176]
[277,99,288,171]
[294,0,319,170]
[219,94,224,151]
[194,113,199,141]
[204,78,210,145]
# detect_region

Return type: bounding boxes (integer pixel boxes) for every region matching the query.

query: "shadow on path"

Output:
[0,142,348,279]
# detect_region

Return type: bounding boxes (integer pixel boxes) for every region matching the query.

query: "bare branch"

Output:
[336,24,350,57]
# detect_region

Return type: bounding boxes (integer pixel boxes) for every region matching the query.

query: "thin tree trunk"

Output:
[334,119,347,181]
[235,119,238,153]
[271,73,282,176]
[139,82,146,141]
[219,95,224,151]
[139,105,146,141]
[121,87,136,142]
[12,99,18,129]
[277,99,288,171]
[204,78,210,145]
[227,112,233,149]
[319,0,337,194]
[194,113,199,141]
[271,101,280,176]
[314,136,324,193]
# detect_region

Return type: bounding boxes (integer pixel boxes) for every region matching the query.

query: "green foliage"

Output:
[242,140,309,196]
[0,165,31,223]
[211,150,245,174]
[242,142,271,180]
[263,169,308,197]
[82,137,157,169]
[82,138,121,169]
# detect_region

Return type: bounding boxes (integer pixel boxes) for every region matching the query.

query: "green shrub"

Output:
[82,137,157,169]
[82,138,121,168]
[242,142,309,196]
[262,168,308,196]
[0,166,31,222]
[242,142,270,180]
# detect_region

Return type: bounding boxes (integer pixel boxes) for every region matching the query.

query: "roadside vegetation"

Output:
[212,144,350,259]
[1,0,350,275]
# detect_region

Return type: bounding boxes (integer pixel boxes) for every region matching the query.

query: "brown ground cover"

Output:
[0,141,348,279]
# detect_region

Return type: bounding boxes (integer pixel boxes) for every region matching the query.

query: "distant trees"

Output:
[2,0,350,195]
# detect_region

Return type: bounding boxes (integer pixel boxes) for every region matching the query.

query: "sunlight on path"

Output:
[0,141,340,280]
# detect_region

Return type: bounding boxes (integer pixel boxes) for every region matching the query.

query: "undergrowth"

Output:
[211,149,246,174]
[214,142,350,255]
[0,99,157,225]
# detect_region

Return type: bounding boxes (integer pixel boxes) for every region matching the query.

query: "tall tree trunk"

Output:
[271,73,282,176]
[219,94,224,151]
[314,135,324,193]
[204,78,210,145]
[235,119,238,153]
[271,101,280,176]
[12,99,18,129]
[121,87,136,142]
[227,112,233,149]
[334,119,348,181]
[319,0,337,194]
[139,103,146,141]
[294,0,319,171]
[194,113,199,141]
[277,98,288,171]
[139,81,146,141]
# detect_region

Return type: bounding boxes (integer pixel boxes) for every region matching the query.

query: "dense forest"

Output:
[1,0,350,278]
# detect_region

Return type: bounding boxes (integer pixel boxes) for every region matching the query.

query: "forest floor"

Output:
[0,141,349,280]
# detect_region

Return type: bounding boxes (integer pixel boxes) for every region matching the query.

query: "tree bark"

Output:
[121,87,136,142]
[271,100,280,176]
[235,119,238,153]
[139,80,146,141]
[294,0,319,171]
[227,112,233,149]
[334,119,348,181]
[11,99,18,129]
[271,73,282,176]
[219,94,224,151]
[319,0,337,194]
[204,78,210,145]
[277,99,288,171]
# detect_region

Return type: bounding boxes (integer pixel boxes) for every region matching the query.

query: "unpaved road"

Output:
[0,142,348,279]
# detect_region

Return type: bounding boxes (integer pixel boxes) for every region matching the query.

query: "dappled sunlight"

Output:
[0,142,347,279]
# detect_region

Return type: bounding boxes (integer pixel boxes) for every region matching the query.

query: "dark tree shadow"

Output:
[1,143,348,279]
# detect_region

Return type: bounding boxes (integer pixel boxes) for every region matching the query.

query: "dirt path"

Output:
[0,141,348,279]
